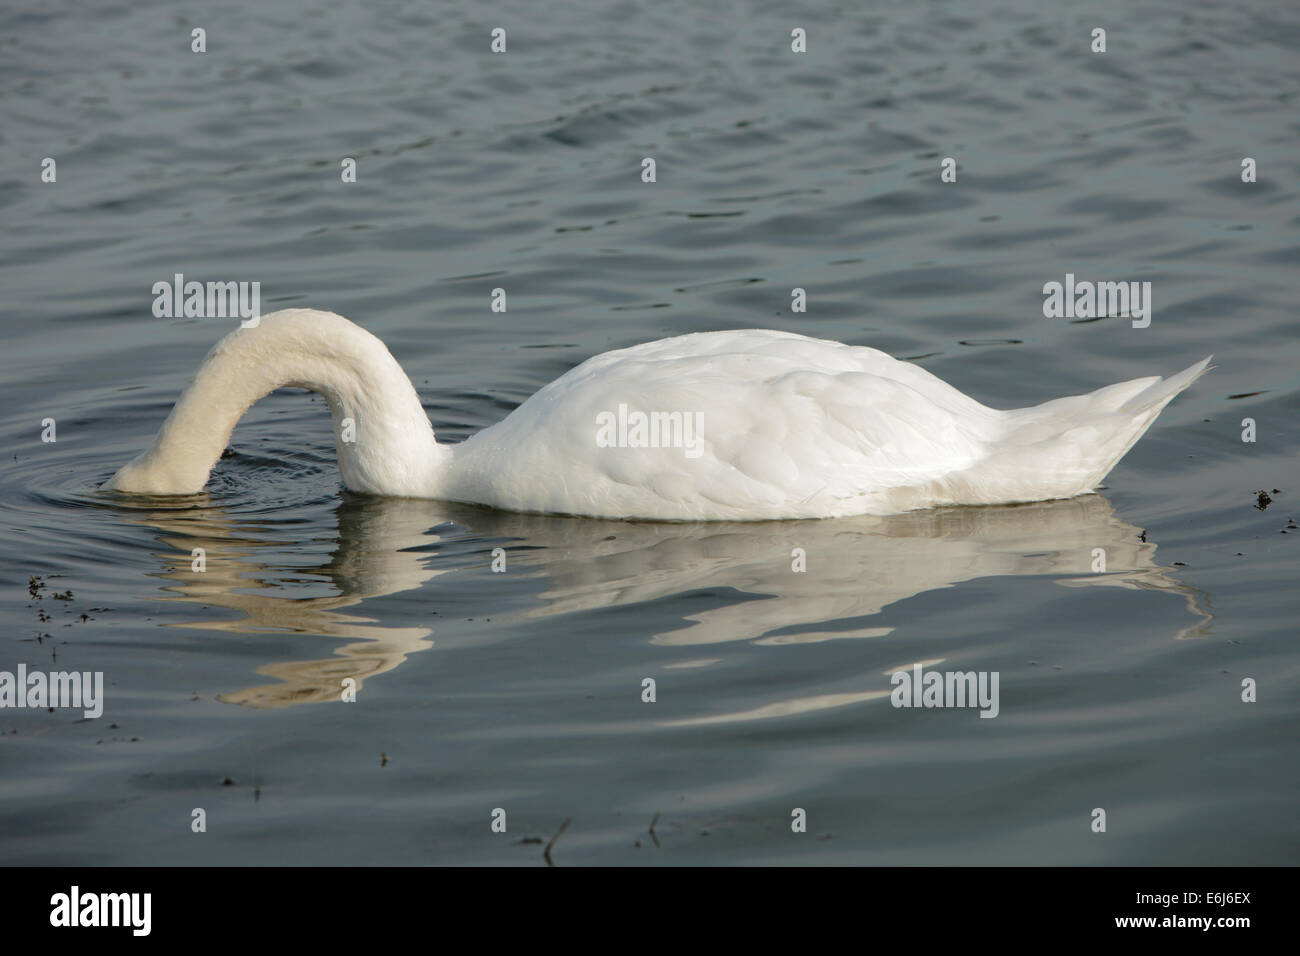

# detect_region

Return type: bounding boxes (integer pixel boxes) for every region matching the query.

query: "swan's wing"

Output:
[458,330,1003,518]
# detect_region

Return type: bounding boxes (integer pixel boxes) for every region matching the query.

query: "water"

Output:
[1,0,1297,864]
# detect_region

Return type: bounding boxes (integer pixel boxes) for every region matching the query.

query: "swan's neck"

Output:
[108,309,451,496]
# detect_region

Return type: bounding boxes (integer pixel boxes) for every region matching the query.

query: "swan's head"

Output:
[108,448,211,495]
[106,309,450,497]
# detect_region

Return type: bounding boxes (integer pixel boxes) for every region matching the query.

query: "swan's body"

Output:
[108,309,1210,520]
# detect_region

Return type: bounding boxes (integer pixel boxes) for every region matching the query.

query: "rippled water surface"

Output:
[1,0,1298,864]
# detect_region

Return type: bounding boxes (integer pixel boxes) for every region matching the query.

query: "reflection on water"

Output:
[112,493,1211,709]
[116,495,443,707]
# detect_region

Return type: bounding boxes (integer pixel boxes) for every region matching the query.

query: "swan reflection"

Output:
[120,495,444,707]
[119,493,1211,709]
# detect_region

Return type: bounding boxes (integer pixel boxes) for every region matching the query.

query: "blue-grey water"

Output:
[1,0,1298,865]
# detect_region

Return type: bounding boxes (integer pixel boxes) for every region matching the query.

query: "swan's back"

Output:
[443,329,1206,520]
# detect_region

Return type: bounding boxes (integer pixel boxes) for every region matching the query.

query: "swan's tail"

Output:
[983,356,1213,500]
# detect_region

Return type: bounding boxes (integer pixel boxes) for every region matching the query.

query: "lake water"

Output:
[1,0,1297,865]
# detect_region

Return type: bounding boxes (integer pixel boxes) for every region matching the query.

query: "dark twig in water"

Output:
[649,811,660,848]
[544,817,572,867]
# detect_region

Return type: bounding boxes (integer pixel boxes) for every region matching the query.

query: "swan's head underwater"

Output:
[108,309,1210,521]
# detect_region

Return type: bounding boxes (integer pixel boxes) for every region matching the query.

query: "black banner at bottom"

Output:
[0,866,1279,940]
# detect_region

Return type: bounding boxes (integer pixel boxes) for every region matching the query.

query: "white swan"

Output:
[107,308,1210,520]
